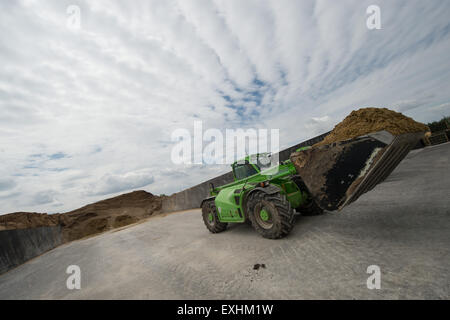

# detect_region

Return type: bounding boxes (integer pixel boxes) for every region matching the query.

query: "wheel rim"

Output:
[206,206,216,226]
[260,209,269,221]
[254,204,273,229]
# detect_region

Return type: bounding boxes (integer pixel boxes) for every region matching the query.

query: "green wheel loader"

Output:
[201,130,426,239]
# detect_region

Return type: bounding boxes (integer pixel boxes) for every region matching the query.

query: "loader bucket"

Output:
[290,130,426,211]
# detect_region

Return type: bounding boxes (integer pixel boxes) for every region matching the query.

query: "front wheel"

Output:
[201,200,227,233]
[246,191,295,239]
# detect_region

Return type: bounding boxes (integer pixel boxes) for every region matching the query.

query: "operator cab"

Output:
[231,153,272,181]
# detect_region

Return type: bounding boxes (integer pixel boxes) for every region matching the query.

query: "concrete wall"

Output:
[161,131,330,212]
[0,226,62,275]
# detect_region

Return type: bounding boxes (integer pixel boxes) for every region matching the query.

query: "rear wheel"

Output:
[246,191,295,239]
[201,200,227,233]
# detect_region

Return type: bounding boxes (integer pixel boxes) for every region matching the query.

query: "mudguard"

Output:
[245,184,282,199]
[200,196,215,208]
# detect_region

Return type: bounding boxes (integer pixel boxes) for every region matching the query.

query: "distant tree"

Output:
[427,116,449,133]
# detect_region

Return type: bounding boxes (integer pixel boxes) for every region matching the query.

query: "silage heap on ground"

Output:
[314,107,429,147]
[0,191,163,243]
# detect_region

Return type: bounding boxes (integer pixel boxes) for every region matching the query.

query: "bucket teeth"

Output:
[291,131,425,211]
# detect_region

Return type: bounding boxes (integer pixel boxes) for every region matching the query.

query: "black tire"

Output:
[299,198,324,216]
[246,191,295,239]
[201,200,227,233]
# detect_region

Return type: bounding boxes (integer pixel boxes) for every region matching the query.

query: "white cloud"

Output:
[88,169,155,196]
[0,0,449,213]
[31,190,59,206]
[305,116,333,136]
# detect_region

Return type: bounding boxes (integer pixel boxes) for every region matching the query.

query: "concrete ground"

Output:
[0,143,449,299]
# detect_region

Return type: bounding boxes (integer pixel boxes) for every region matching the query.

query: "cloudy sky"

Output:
[1,0,449,214]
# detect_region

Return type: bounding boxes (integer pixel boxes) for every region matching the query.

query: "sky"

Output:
[0,0,449,214]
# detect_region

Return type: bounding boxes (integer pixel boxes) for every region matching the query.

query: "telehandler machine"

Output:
[201,130,425,239]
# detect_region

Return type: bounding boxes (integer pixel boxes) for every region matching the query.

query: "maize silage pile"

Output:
[0,191,163,243]
[314,108,429,147]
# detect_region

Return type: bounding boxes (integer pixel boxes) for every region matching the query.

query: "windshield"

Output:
[233,154,274,180]
[233,164,258,180]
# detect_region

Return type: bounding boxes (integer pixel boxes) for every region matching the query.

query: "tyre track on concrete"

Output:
[262,230,360,299]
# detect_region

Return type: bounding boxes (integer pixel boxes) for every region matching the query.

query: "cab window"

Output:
[233,163,258,180]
